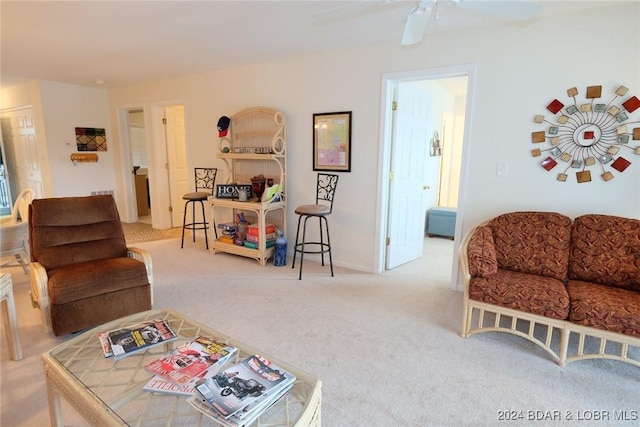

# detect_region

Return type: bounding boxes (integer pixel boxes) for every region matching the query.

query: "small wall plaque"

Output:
[216,184,252,199]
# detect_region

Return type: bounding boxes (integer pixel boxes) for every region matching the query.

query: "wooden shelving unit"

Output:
[209,107,286,266]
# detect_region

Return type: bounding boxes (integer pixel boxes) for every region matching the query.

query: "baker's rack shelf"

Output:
[209,107,286,266]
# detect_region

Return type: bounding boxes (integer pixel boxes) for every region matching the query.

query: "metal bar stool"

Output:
[181,168,217,249]
[291,173,339,280]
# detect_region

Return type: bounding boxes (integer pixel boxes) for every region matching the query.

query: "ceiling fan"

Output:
[313,0,543,46]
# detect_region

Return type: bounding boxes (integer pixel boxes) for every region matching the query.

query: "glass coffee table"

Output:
[42,309,322,426]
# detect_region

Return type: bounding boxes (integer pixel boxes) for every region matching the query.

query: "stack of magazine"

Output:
[188,354,296,427]
[143,336,238,396]
[99,318,178,360]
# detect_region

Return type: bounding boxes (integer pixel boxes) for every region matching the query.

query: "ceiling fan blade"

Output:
[401,2,435,46]
[453,0,542,21]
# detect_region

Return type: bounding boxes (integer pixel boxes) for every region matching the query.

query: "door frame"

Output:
[116,104,147,223]
[0,106,44,201]
[118,99,186,229]
[376,64,476,291]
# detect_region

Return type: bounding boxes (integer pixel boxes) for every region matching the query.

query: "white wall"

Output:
[1,80,116,198]
[39,81,116,196]
[106,3,640,275]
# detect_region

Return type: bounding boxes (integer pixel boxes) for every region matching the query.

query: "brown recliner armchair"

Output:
[29,195,153,336]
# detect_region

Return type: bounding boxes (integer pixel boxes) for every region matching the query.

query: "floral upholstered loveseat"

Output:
[460,211,640,368]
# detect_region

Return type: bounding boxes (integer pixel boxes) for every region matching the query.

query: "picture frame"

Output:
[313,111,352,172]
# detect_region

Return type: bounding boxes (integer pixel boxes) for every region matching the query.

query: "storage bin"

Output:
[426,207,457,239]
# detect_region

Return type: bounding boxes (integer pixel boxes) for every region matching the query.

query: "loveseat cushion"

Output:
[467,225,498,277]
[469,269,570,319]
[47,257,149,305]
[567,280,640,338]
[569,214,640,292]
[489,212,572,281]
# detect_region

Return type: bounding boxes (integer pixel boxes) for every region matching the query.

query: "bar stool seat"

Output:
[181,168,217,249]
[291,173,339,280]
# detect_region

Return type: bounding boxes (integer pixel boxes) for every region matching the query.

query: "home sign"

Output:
[216,184,252,199]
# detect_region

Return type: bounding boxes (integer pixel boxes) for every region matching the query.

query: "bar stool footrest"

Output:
[294,242,331,255]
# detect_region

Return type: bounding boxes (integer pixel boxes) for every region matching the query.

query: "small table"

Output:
[0,272,23,361]
[42,308,321,426]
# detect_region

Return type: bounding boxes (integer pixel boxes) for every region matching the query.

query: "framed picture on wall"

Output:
[313,111,352,172]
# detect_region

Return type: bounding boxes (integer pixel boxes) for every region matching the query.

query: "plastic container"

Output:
[273,236,287,266]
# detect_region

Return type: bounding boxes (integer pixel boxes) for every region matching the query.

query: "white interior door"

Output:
[0,108,44,199]
[386,81,434,269]
[165,105,188,227]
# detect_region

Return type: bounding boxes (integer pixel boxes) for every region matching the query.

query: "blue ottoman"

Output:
[426,207,457,239]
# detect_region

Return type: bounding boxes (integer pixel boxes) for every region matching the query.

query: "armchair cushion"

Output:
[48,257,148,304]
[30,195,128,269]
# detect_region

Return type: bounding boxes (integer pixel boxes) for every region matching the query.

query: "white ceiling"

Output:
[1,1,613,89]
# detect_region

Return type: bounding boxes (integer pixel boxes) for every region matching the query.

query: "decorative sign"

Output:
[75,127,107,151]
[531,85,640,183]
[216,184,252,199]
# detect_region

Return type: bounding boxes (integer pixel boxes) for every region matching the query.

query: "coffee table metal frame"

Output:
[42,308,321,427]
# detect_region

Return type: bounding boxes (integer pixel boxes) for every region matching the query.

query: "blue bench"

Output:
[426,207,456,239]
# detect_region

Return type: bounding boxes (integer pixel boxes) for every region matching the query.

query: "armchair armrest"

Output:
[29,261,53,333]
[127,246,154,305]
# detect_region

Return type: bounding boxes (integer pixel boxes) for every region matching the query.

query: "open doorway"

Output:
[119,102,187,230]
[378,64,475,290]
[128,109,151,224]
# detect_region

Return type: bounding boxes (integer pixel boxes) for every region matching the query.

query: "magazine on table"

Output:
[187,394,247,427]
[187,381,293,427]
[99,332,113,357]
[145,336,237,386]
[106,318,178,360]
[193,354,296,419]
[144,353,238,396]
[232,380,293,421]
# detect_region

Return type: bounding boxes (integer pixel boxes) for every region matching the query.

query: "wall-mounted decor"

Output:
[313,111,351,172]
[531,85,640,183]
[75,127,107,151]
[70,153,98,164]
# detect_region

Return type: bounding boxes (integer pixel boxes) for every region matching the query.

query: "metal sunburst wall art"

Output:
[531,85,640,183]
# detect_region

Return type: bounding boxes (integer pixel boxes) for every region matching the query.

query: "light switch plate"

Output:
[496,161,509,177]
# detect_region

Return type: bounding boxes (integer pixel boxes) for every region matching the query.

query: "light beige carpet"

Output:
[2,237,639,426]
